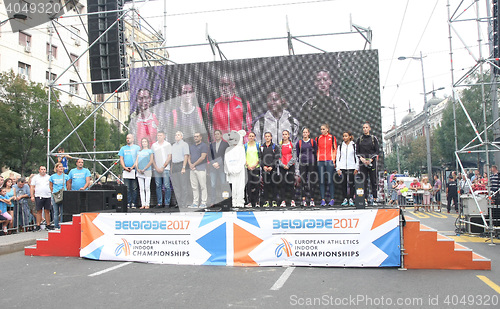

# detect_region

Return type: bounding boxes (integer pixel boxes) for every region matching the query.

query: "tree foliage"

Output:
[0,71,125,175]
[0,71,50,174]
[433,72,493,168]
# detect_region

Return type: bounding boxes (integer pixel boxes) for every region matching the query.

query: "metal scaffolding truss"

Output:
[447,0,499,243]
[47,2,373,187]
[46,2,168,185]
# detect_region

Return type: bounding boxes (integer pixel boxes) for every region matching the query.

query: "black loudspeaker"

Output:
[354,175,365,209]
[63,190,125,221]
[88,0,127,94]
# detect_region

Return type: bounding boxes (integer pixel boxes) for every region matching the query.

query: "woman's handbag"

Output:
[52,174,65,204]
[53,189,64,204]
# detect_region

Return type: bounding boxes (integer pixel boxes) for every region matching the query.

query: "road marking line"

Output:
[426,212,448,218]
[270,266,295,290]
[88,262,132,277]
[477,275,500,294]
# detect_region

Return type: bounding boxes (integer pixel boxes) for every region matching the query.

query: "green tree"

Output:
[0,71,125,176]
[433,72,493,168]
[0,71,52,174]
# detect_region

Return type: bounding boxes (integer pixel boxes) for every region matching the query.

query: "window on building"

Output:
[45,71,57,85]
[71,26,81,45]
[95,94,104,103]
[116,96,121,110]
[18,62,31,79]
[69,80,78,95]
[70,53,79,71]
[46,43,57,60]
[19,32,31,50]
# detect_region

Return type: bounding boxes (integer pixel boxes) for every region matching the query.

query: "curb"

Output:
[0,239,38,256]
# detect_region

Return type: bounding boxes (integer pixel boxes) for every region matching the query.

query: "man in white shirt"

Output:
[30,166,53,231]
[152,131,172,208]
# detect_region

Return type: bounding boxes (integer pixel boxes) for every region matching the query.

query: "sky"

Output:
[131,0,486,133]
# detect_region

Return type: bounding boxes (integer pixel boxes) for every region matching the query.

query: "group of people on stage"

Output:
[119,121,380,209]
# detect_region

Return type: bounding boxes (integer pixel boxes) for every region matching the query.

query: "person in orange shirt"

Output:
[316,124,337,206]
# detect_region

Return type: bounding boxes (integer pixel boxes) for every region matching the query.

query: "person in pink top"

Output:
[278,130,297,207]
[130,88,159,146]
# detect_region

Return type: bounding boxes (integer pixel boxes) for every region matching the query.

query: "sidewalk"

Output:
[0,230,49,256]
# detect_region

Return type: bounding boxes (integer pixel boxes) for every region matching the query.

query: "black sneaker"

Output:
[33,225,41,232]
[46,225,55,230]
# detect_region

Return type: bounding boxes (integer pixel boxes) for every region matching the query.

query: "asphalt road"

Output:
[2,208,499,309]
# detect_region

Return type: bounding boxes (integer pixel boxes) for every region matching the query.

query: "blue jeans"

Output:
[51,197,63,228]
[317,160,335,201]
[154,170,171,206]
[123,178,138,206]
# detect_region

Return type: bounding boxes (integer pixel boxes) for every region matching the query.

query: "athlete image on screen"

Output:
[129,88,159,146]
[206,74,252,136]
[299,69,350,139]
[253,89,300,145]
[167,83,207,144]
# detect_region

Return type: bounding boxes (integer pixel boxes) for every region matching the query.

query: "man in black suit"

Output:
[209,130,230,205]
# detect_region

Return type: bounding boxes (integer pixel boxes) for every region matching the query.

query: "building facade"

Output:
[384,95,449,155]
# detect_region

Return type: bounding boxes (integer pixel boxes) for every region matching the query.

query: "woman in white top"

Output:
[421,177,432,212]
[336,131,358,206]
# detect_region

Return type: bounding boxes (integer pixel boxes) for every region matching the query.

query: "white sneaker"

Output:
[310,200,315,207]
[290,200,296,207]
[280,201,287,207]
[245,203,252,208]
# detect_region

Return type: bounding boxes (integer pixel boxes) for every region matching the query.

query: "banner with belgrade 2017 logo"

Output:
[80,209,400,267]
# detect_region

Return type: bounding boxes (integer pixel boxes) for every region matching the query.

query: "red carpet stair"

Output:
[403,217,491,270]
[25,215,81,257]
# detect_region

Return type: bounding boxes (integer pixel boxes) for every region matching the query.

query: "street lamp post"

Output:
[0,14,28,27]
[382,104,401,173]
[398,52,435,179]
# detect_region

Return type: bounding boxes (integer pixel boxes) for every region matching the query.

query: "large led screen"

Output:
[128,50,382,208]
[129,50,381,146]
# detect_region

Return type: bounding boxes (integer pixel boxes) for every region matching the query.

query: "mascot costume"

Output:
[223,130,247,207]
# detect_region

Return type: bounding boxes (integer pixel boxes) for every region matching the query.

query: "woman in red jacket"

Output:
[316,124,337,206]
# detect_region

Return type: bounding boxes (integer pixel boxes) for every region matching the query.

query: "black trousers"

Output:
[278,165,295,202]
[339,169,356,201]
[359,162,378,198]
[447,194,458,212]
[262,168,277,203]
[246,168,260,206]
[299,163,317,200]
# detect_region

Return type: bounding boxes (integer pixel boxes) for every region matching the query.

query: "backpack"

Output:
[298,139,314,160]
[244,142,260,152]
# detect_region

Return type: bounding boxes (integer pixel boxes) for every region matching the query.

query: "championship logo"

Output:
[275,238,293,258]
[114,238,131,257]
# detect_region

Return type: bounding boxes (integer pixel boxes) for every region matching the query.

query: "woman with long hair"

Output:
[336,130,358,206]
[316,124,337,206]
[134,138,154,209]
[278,130,297,207]
[296,127,317,207]
[244,132,261,207]
[49,163,67,229]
